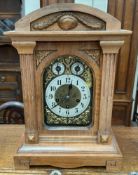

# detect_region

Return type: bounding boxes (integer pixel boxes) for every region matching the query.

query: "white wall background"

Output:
[75,0,108,12]
[22,0,108,16]
[132,57,138,119]
[22,0,40,16]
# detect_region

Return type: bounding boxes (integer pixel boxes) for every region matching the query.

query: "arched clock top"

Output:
[15,3,121,31]
[43,55,94,127]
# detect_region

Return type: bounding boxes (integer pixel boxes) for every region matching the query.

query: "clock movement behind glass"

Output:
[5,3,131,171]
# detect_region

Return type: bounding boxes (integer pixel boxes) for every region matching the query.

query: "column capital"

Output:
[100,41,124,54]
[12,41,36,54]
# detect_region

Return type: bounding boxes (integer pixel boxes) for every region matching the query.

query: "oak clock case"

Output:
[4,3,131,171]
[43,55,93,128]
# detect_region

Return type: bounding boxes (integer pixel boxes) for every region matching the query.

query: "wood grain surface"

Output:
[4,3,132,171]
[0,125,137,174]
[108,0,138,125]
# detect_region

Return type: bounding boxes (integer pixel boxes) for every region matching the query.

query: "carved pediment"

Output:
[14,4,121,31]
[31,12,106,31]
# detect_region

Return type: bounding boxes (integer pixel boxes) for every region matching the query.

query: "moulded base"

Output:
[14,135,123,172]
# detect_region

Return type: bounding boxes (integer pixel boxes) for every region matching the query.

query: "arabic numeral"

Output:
[81,102,84,108]
[83,94,87,99]
[66,110,70,115]
[51,86,56,91]
[57,80,62,85]
[75,108,78,113]
[49,94,53,99]
[52,102,56,107]
[66,77,71,84]
[81,86,85,92]
[59,107,61,113]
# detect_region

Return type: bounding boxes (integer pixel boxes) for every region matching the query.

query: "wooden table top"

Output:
[0,125,137,175]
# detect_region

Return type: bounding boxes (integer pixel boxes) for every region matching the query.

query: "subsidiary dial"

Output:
[71,62,84,75]
[52,62,65,75]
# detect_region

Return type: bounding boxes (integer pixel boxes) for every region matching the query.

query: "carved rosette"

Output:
[58,15,78,30]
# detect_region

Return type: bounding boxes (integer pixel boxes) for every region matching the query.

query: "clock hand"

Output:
[67,82,72,97]
[51,103,59,109]
[57,62,59,75]
[51,96,66,109]
[51,83,73,110]
[56,62,61,75]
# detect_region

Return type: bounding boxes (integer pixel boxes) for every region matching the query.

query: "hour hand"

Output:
[67,82,72,96]
[69,82,72,89]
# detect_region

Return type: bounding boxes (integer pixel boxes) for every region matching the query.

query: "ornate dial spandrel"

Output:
[58,15,78,30]
[43,55,93,128]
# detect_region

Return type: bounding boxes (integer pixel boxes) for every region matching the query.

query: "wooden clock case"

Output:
[5,3,131,171]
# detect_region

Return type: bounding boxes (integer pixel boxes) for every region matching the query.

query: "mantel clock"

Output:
[5,3,131,171]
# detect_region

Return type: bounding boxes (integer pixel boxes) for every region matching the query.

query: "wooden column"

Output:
[98,41,124,144]
[12,41,38,144]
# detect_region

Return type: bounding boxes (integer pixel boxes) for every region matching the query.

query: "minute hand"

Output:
[51,103,59,109]
[51,95,67,109]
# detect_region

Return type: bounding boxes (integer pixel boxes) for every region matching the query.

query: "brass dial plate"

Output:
[43,55,93,127]
[55,84,81,109]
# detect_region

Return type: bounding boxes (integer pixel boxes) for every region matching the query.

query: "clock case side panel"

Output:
[34,41,101,140]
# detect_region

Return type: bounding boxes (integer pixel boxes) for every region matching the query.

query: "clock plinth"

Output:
[14,134,122,171]
[5,3,131,172]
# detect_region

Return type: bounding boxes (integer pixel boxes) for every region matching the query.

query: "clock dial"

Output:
[52,62,65,75]
[45,75,90,117]
[43,55,93,127]
[71,62,84,75]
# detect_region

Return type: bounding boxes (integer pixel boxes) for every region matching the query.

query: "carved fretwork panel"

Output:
[80,49,101,66]
[31,12,106,31]
[35,50,57,68]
